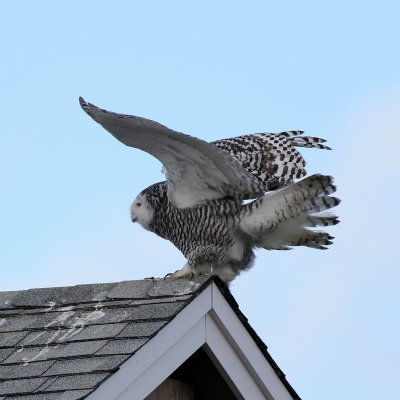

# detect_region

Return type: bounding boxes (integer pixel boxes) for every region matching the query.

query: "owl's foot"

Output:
[164,263,194,280]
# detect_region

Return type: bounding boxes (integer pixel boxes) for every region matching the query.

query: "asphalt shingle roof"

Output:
[0,276,301,400]
[0,277,208,399]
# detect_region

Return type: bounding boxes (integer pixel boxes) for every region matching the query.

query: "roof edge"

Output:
[209,276,301,400]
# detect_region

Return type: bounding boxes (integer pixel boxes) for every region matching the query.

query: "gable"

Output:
[149,347,237,399]
[86,281,299,400]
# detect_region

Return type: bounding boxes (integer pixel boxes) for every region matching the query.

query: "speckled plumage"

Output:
[80,98,340,282]
[213,131,331,190]
[142,181,245,271]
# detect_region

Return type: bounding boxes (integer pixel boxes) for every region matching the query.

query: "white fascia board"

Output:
[208,284,294,400]
[87,282,295,400]
[205,314,266,400]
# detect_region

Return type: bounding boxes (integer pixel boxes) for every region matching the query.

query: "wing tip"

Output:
[79,96,90,112]
[79,96,98,118]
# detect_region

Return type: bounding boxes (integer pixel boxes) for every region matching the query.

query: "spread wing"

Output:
[212,131,331,191]
[79,98,265,208]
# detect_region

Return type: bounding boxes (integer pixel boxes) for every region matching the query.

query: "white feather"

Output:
[239,175,339,250]
[80,98,264,208]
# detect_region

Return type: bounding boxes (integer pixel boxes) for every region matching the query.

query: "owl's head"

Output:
[130,193,155,231]
[131,182,167,231]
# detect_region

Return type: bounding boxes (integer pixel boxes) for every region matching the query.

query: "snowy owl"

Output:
[80,98,340,283]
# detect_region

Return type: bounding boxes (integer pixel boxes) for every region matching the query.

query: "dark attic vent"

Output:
[146,347,237,400]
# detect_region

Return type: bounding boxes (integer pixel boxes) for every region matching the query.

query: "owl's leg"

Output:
[167,263,236,283]
[165,245,225,280]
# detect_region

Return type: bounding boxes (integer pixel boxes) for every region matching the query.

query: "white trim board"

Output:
[86,282,295,400]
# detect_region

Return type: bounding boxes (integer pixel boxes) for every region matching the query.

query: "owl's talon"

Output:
[164,271,178,280]
[164,264,194,280]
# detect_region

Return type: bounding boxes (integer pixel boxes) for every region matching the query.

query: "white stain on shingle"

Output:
[57,310,105,342]
[92,291,107,302]
[23,307,105,364]
[59,306,74,312]
[46,301,56,310]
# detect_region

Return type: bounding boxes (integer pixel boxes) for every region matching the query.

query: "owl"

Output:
[80,98,340,283]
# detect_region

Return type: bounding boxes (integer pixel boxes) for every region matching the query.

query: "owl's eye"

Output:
[136,203,141,207]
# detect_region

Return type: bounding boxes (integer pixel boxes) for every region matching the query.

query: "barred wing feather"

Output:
[212,131,331,191]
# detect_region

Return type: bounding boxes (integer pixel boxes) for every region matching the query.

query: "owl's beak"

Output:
[132,217,138,223]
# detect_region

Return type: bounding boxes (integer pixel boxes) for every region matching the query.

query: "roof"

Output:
[0,276,300,400]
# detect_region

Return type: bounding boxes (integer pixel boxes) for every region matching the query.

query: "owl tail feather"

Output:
[238,174,340,250]
[289,135,332,150]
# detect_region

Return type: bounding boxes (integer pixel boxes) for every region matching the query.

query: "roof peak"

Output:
[0,276,218,311]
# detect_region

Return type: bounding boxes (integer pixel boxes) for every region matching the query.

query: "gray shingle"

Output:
[37,376,58,391]
[0,377,48,395]
[0,312,67,333]
[64,323,127,342]
[9,283,120,309]
[2,306,107,334]
[60,282,118,305]
[10,287,74,308]
[72,302,185,325]
[41,373,109,392]
[21,307,54,315]
[19,301,131,316]
[0,302,182,335]
[0,348,14,363]
[116,302,185,321]
[117,321,167,338]
[0,291,19,310]
[105,279,154,300]
[8,390,92,400]
[3,340,107,364]
[1,305,109,333]
[0,331,27,347]
[19,329,77,347]
[60,300,131,312]
[20,323,127,347]
[147,277,206,297]
[0,360,54,380]
[8,392,62,400]
[128,295,192,306]
[0,309,23,317]
[43,355,129,376]
[95,338,148,356]
[58,390,93,400]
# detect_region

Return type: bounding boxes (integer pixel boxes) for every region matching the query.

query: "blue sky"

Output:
[1,1,399,399]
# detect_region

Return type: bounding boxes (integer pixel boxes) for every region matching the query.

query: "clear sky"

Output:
[1,1,399,399]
